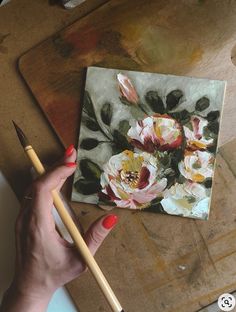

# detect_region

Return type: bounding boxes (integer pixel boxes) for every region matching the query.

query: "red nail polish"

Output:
[102,214,118,229]
[65,162,77,168]
[65,144,74,157]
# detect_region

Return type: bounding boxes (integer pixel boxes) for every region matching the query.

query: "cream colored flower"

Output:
[100,150,167,209]
[161,181,210,219]
[184,115,214,150]
[178,150,214,183]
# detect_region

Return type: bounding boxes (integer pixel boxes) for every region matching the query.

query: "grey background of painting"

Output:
[71,66,226,204]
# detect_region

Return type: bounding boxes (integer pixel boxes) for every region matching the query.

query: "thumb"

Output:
[84,214,118,256]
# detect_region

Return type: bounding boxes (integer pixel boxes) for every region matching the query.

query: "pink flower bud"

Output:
[117,73,139,105]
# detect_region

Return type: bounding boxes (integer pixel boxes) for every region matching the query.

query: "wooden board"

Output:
[18,1,236,311]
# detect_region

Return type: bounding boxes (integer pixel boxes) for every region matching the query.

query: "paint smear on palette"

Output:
[72,66,226,220]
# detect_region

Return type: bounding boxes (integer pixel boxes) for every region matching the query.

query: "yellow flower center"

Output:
[120,150,143,188]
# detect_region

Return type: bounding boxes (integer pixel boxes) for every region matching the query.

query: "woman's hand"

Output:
[1,145,118,312]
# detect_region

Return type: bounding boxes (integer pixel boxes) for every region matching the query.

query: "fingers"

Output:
[50,145,77,191]
[29,164,76,226]
[64,144,77,164]
[84,214,118,256]
[34,164,76,195]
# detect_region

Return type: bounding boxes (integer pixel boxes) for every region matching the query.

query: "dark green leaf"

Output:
[80,138,99,150]
[204,178,212,188]
[145,201,167,214]
[80,159,102,180]
[101,102,112,126]
[145,91,165,113]
[166,89,183,110]
[207,121,219,134]
[119,120,130,135]
[74,179,101,195]
[207,138,217,153]
[195,97,210,112]
[203,126,217,140]
[83,118,100,131]
[207,110,220,121]
[112,130,132,152]
[169,109,190,124]
[83,91,95,117]
[186,196,196,203]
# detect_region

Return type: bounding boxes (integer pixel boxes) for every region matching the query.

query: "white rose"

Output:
[161,181,210,219]
[178,150,214,183]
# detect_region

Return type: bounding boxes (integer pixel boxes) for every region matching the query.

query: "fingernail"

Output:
[65,144,74,157]
[65,162,77,168]
[102,214,118,229]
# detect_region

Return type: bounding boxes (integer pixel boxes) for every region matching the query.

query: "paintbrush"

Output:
[13,121,124,312]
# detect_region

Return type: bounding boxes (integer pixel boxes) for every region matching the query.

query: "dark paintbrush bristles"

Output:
[12,121,30,148]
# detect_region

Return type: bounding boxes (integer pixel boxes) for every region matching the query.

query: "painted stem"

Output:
[138,103,149,115]
[83,108,113,141]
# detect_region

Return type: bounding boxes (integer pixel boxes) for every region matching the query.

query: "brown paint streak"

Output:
[97,30,130,57]
[66,25,102,55]
[0,33,10,54]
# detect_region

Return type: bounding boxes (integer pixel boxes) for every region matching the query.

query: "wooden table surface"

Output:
[1,1,236,312]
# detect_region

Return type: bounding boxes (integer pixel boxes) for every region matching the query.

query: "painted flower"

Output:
[100,150,167,209]
[184,115,214,150]
[127,114,182,153]
[161,181,210,219]
[178,150,214,183]
[117,73,139,105]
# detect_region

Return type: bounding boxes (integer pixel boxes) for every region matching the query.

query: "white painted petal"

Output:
[191,197,210,219]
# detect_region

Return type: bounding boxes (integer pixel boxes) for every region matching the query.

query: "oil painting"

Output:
[72,67,226,220]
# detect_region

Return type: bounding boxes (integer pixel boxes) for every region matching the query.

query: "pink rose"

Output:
[127,114,182,153]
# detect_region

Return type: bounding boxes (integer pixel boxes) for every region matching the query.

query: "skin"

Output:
[1,148,116,312]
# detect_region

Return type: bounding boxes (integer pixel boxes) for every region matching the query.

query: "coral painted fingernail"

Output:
[65,162,77,168]
[65,144,74,157]
[102,214,118,229]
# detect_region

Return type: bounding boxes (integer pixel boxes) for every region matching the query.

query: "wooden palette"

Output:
[19,0,236,311]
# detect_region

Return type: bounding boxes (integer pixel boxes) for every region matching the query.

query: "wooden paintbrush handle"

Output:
[25,145,123,312]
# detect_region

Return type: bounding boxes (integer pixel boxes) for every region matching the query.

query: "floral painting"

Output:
[72,67,226,220]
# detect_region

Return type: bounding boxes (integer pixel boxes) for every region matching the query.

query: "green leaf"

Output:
[80,138,99,150]
[203,126,217,140]
[169,109,190,124]
[119,120,130,135]
[145,91,165,113]
[80,159,102,180]
[83,91,95,117]
[195,97,210,111]
[74,179,101,195]
[112,130,132,152]
[83,117,100,131]
[145,200,167,214]
[186,196,196,203]
[166,90,183,110]
[207,139,217,153]
[207,121,219,134]
[204,178,212,188]
[101,102,112,126]
[207,110,220,121]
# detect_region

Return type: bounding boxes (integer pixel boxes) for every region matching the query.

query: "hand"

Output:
[1,145,118,312]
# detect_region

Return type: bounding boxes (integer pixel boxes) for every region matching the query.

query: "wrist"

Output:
[1,283,54,312]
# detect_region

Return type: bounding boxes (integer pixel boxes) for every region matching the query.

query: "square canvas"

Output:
[72,66,226,220]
